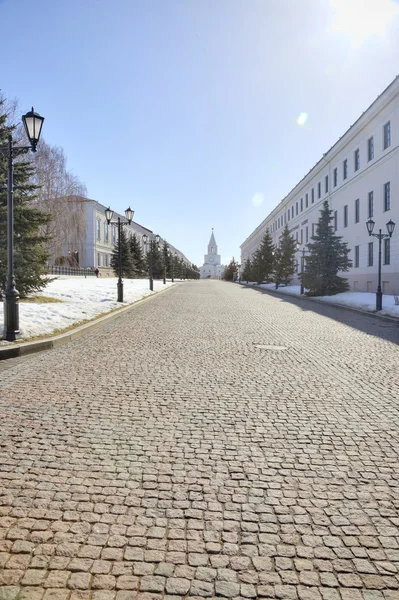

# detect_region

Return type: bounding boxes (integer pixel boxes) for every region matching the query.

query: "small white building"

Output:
[200,230,225,279]
[241,76,399,294]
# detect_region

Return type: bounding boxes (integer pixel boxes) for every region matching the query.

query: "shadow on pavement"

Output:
[238,283,399,346]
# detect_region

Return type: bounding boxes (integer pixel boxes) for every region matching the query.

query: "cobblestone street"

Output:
[1,280,399,600]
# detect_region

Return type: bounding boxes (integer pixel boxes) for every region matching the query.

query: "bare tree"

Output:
[31,140,88,264]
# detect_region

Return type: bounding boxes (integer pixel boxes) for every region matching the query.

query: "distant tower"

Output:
[199,229,225,279]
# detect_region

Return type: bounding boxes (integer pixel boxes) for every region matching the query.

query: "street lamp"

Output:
[105,206,134,302]
[1,108,45,341]
[296,242,307,295]
[163,243,169,285]
[171,251,177,283]
[366,218,396,311]
[143,233,160,291]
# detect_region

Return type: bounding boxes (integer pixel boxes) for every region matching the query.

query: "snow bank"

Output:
[0,277,176,341]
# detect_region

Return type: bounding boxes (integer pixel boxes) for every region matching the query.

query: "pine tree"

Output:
[110,227,135,278]
[241,258,252,283]
[301,200,352,296]
[129,233,146,275]
[146,240,163,279]
[0,96,52,298]
[223,258,238,281]
[274,225,297,289]
[252,231,275,284]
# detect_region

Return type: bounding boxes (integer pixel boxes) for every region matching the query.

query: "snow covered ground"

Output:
[0,276,177,342]
[242,282,399,319]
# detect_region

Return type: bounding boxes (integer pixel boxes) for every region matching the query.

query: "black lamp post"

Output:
[171,251,177,283]
[163,243,169,285]
[143,233,160,291]
[366,218,395,311]
[105,206,134,302]
[296,242,307,295]
[1,108,44,341]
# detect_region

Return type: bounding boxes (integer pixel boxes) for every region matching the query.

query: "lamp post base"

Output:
[117,281,123,303]
[376,290,383,312]
[150,278,153,291]
[3,292,22,341]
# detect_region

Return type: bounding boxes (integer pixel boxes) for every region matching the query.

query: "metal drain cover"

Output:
[255,344,287,350]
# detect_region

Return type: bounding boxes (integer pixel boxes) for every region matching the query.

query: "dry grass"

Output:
[21,296,63,304]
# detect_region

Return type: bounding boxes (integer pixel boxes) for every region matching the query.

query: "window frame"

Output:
[354,245,359,268]
[355,198,360,224]
[383,121,391,150]
[354,148,360,172]
[368,136,374,161]
[384,182,390,212]
[368,191,373,218]
[368,241,373,267]
[343,159,348,180]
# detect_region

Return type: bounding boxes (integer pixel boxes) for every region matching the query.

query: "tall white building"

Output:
[241,76,399,295]
[200,230,225,279]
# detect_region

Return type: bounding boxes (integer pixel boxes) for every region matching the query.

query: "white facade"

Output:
[200,230,225,279]
[241,76,399,294]
[54,197,191,272]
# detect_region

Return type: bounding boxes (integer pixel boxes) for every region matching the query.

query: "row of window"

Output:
[334,121,391,187]
[272,122,392,233]
[354,239,391,267]
[97,218,116,243]
[333,182,391,231]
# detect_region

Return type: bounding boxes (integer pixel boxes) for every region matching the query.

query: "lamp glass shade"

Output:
[366,218,375,235]
[22,107,44,151]
[155,234,160,243]
[125,207,134,224]
[105,207,113,223]
[386,219,396,236]
[296,241,301,250]
[142,234,148,243]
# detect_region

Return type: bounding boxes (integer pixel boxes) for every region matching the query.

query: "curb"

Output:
[238,283,399,324]
[0,284,176,361]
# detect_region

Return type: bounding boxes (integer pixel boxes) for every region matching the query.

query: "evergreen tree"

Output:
[223,258,238,281]
[146,239,163,279]
[0,96,52,298]
[129,233,146,275]
[252,231,275,284]
[301,200,352,296]
[241,258,252,283]
[110,227,135,278]
[274,225,297,289]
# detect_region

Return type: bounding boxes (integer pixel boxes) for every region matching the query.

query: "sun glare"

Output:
[331,0,399,45]
[297,112,308,126]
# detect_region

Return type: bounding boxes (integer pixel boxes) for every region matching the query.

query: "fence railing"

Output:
[46,266,96,277]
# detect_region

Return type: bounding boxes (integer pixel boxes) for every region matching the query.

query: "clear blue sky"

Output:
[2,0,399,266]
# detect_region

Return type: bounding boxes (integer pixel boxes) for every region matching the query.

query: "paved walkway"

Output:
[1,281,399,600]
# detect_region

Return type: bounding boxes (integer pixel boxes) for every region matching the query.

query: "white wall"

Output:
[241,77,399,294]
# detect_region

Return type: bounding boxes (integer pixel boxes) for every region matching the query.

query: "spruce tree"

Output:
[0,96,52,298]
[223,258,238,281]
[146,240,163,279]
[241,258,252,283]
[129,233,146,275]
[274,225,297,289]
[110,227,135,278]
[301,200,352,296]
[252,231,275,284]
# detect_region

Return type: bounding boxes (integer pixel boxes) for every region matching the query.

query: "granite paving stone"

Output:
[1,280,399,598]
